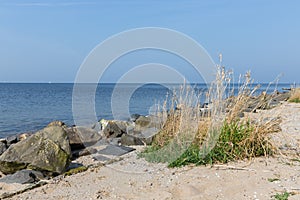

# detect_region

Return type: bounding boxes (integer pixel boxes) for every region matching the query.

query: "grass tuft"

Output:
[289,88,300,103]
[140,64,280,167]
[273,192,290,200]
[168,120,273,167]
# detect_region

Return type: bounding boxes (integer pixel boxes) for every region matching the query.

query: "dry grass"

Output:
[141,65,282,166]
[289,88,300,103]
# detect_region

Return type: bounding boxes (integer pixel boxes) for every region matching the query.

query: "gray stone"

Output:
[0,142,7,155]
[6,135,18,146]
[97,145,135,156]
[66,162,84,171]
[120,134,144,146]
[66,126,101,151]
[72,148,97,159]
[273,92,290,102]
[125,126,157,145]
[103,121,128,138]
[0,169,44,184]
[107,138,121,146]
[0,126,71,175]
[74,126,102,146]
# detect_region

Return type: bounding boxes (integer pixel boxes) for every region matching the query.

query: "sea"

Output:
[0,83,294,138]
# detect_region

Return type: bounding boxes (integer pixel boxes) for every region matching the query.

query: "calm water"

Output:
[0,83,293,138]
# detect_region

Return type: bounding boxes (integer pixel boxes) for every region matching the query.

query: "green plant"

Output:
[140,66,278,167]
[289,98,300,103]
[273,192,290,200]
[168,120,273,167]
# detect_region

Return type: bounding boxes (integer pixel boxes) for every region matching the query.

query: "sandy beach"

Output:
[0,102,298,200]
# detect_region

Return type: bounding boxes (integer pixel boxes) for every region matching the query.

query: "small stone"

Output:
[0,169,44,184]
[6,135,18,146]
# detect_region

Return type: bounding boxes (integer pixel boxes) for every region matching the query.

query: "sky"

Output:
[0,0,299,83]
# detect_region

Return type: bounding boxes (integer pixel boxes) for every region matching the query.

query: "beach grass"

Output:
[289,88,300,103]
[140,66,280,167]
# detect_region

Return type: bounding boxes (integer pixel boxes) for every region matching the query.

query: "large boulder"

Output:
[65,126,102,151]
[46,120,102,151]
[0,126,71,175]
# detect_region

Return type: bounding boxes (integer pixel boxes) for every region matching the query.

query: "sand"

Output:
[3,102,300,200]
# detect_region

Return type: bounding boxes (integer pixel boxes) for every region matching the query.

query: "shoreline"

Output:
[0,101,299,199]
[0,84,295,138]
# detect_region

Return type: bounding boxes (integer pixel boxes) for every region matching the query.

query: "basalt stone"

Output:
[0,169,44,184]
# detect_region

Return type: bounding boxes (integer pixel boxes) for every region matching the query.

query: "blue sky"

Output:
[0,0,299,83]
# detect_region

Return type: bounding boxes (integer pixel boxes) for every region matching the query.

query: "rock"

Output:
[273,91,291,102]
[103,121,129,138]
[5,135,18,146]
[122,126,156,146]
[0,126,71,175]
[17,132,32,141]
[72,147,97,159]
[130,114,141,122]
[119,115,161,146]
[0,142,7,155]
[107,138,121,146]
[47,120,66,127]
[97,145,135,156]
[120,134,144,146]
[135,115,162,129]
[66,126,101,151]
[65,127,84,150]
[268,92,291,108]
[64,165,88,176]
[0,169,44,184]
[99,119,109,130]
[135,116,151,127]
